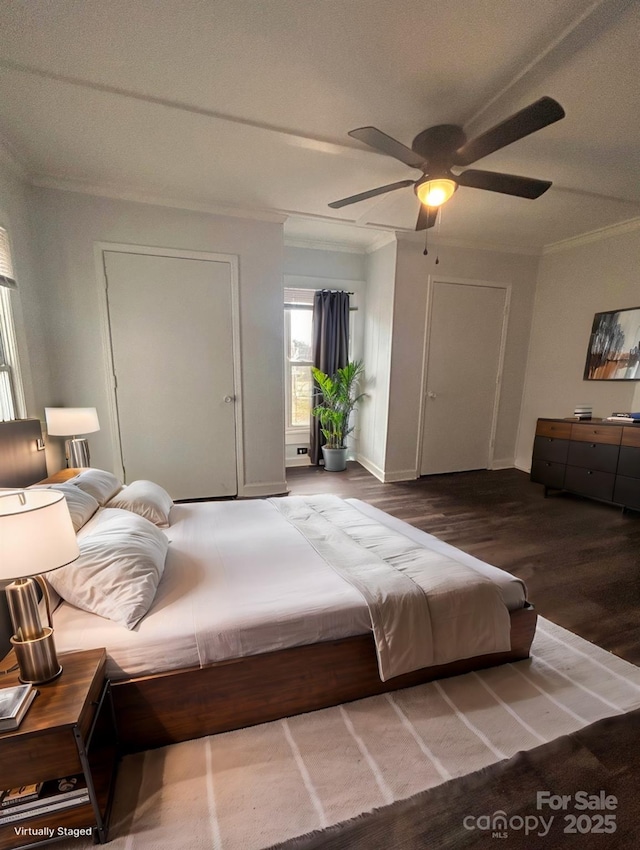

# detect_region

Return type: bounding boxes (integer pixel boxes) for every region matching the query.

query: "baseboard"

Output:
[239,480,289,498]
[490,457,515,470]
[356,456,418,484]
[514,461,531,473]
[356,454,385,482]
[285,456,312,468]
[383,469,419,483]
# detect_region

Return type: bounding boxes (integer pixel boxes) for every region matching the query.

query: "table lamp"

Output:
[45,407,100,468]
[0,489,79,683]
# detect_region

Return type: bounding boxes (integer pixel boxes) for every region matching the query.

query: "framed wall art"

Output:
[584,306,640,381]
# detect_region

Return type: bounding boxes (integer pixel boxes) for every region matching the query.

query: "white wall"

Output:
[12,167,635,494]
[383,237,539,479]
[516,228,640,470]
[0,159,45,420]
[358,240,397,479]
[283,245,366,281]
[283,244,367,467]
[29,187,286,496]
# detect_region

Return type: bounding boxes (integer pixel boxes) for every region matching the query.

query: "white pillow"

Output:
[47,509,168,629]
[71,468,122,505]
[51,483,100,532]
[27,482,99,532]
[105,480,173,527]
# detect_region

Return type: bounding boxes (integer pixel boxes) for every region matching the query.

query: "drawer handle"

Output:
[591,443,597,448]
[547,438,553,442]
[587,470,593,475]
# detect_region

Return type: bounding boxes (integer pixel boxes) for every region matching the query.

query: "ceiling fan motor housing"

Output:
[411,124,466,164]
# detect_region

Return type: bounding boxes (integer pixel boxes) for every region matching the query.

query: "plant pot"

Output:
[321,446,348,472]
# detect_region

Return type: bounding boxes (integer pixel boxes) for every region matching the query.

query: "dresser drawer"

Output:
[571,423,623,445]
[564,466,615,501]
[622,426,640,448]
[617,445,640,479]
[567,440,619,473]
[536,420,572,439]
[533,435,570,464]
[531,459,566,489]
[613,476,640,510]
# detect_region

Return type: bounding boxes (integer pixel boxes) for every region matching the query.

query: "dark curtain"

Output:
[310,290,350,465]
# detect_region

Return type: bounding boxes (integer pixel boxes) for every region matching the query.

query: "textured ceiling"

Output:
[0,0,638,250]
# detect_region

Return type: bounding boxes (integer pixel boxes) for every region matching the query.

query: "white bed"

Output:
[53,496,527,681]
[3,451,535,749]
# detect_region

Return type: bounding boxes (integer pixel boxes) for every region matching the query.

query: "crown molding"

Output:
[542,216,640,255]
[31,171,640,259]
[30,174,288,224]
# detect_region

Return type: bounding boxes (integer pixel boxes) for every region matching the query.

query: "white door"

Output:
[420,280,506,475]
[104,251,238,499]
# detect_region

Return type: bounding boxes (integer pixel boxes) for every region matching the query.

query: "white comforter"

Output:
[272,495,512,680]
[52,496,526,681]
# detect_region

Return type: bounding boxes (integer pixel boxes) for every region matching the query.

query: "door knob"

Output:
[224,396,234,403]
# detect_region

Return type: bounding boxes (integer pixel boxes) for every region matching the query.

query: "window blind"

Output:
[0,227,17,289]
[284,287,315,307]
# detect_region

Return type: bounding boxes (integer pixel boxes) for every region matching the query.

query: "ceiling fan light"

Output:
[416,178,457,207]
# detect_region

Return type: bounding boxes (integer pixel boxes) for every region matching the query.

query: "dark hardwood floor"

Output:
[286,463,640,666]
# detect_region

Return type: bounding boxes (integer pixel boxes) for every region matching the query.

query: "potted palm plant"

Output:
[311,360,364,472]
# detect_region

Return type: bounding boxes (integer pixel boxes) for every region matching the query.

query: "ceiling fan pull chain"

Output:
[423,225,429,256]
[435,207,441,264]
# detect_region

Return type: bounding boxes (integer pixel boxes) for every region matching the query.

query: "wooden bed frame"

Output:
[1,443,538,754]
[111,605,536,752]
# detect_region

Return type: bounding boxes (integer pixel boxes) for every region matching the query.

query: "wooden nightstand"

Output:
[36,469,88,485]
[0,649,118,849]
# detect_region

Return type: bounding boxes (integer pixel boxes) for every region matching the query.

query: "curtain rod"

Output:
[286,303,358,311]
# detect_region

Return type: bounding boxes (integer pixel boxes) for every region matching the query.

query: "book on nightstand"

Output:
[0,775,89,822]
[0,684,38,731]
[0,783,42,808]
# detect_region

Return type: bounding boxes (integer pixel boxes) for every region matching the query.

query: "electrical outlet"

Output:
[297,447,308,455]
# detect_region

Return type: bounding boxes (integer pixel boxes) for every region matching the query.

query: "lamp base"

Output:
[65,437,90,468]
[11,628,63,684]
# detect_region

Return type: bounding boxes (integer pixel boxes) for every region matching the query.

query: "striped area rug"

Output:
[67,618,640,850]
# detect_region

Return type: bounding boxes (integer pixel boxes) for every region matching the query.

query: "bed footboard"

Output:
[111,605,536,752]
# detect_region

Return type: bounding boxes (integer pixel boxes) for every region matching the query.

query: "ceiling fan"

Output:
[329,96,565,230]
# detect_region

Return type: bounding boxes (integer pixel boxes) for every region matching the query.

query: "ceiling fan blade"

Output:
[328,179,415,209]
[416,205,438,231]
[453,97,565,166]
[349,127,425,169]
[457,169,552,199]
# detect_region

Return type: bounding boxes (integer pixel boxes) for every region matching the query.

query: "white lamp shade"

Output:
[0,490,79,580]
[45,407,100,436]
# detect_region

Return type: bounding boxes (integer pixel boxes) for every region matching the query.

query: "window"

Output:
[0,226,25,421]
[284,289,314,431]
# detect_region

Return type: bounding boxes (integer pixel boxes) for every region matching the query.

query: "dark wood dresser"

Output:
[531,418,640,511]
